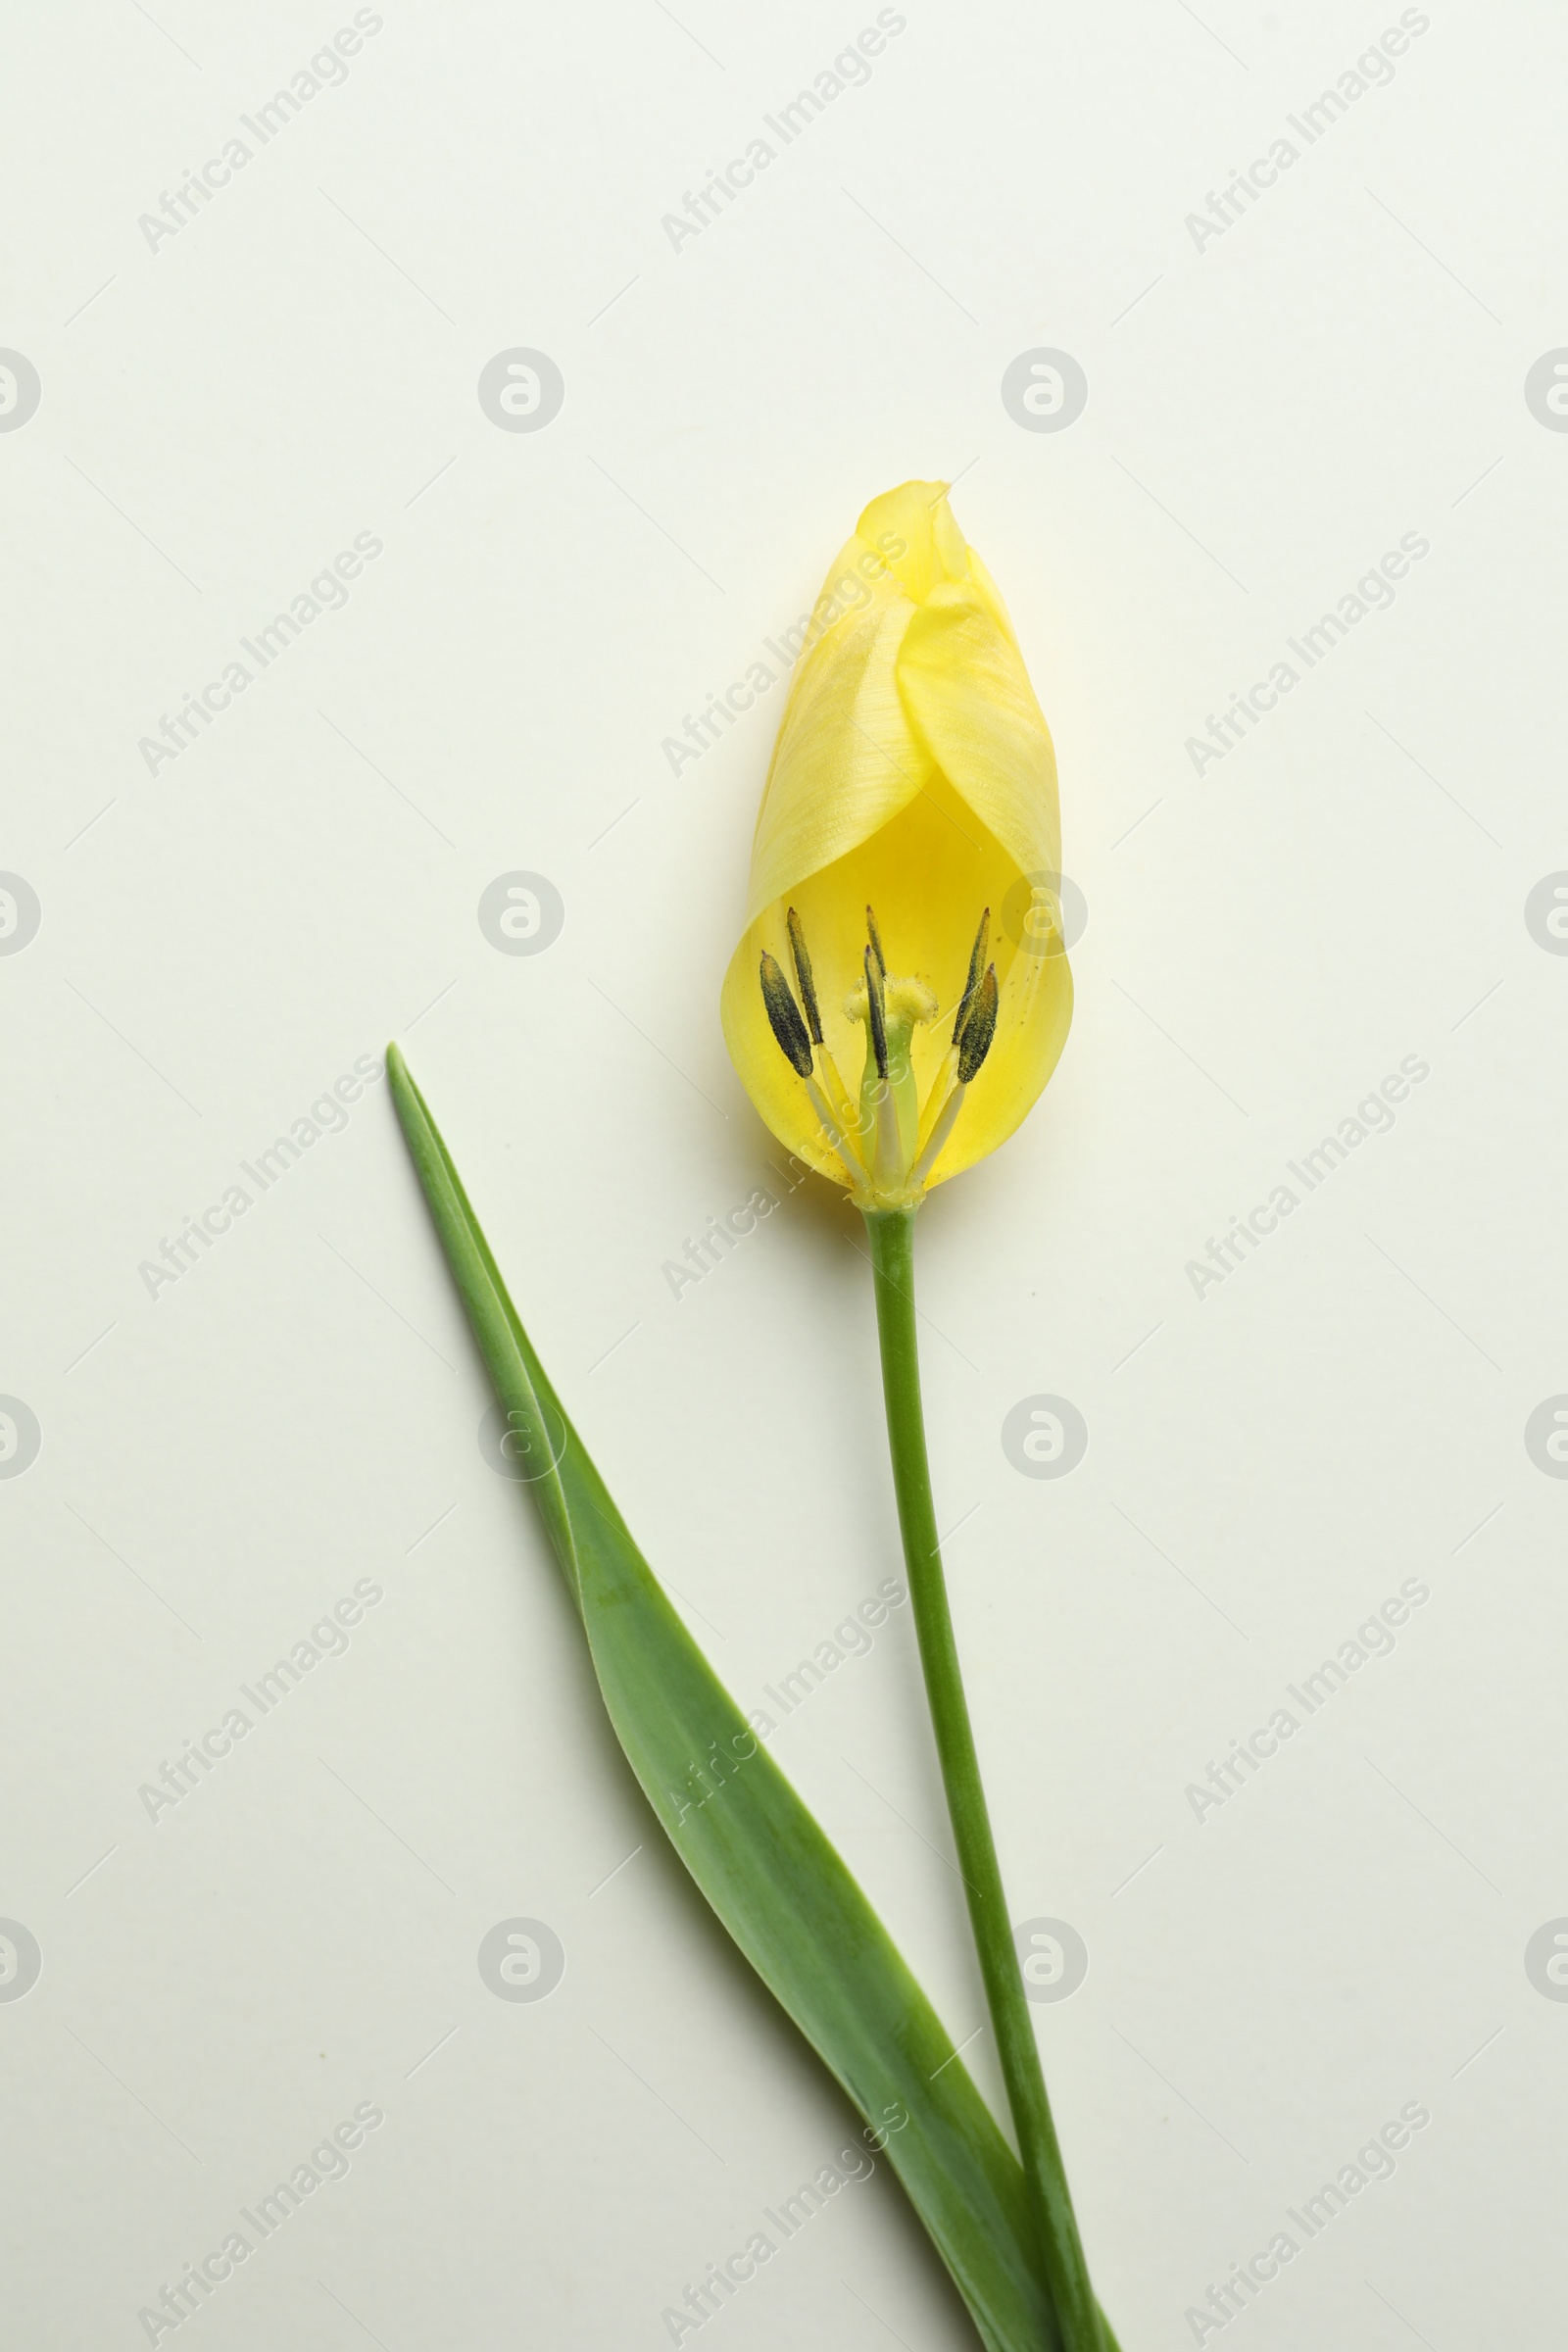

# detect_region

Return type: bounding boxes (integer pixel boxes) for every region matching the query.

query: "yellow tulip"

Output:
[720,480,1073,1208]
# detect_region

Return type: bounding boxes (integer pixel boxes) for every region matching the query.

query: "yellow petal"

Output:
[963,546,1024,653]
[895,580,1061,885]
[855,479,968,604]
[745,542,931,926]
[936,911,1072,1186]
[722,782,1071,1190]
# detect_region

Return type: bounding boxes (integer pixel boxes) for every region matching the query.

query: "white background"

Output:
[4,2,1566,2345]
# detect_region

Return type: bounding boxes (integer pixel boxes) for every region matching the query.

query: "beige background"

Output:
[4,1,1566,2345]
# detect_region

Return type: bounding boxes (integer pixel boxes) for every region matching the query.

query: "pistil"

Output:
[846,925,937,1186]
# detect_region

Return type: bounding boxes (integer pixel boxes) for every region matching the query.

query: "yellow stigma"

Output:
[844,974,939,1032]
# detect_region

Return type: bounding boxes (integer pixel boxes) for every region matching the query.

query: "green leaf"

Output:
[387,1044,1060,2352]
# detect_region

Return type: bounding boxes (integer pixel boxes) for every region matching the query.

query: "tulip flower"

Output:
[720,479,1073,1207]
[724,484,1114,2352]
[387,482,1120,2352]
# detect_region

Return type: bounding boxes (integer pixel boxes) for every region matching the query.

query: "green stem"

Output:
[864,1206,1107,2352]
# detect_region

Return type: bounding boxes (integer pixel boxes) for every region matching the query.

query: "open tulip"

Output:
[720,479,1073,1207]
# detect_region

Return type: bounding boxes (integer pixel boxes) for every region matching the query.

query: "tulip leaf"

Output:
[387,1045,1061,2352]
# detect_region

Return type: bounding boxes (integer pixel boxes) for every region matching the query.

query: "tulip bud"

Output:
[720,481,1072,1205]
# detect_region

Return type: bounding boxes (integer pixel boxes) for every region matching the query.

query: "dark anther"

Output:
[760,952,813,1077]
[863,946,889,1080]
[952,907,990,1048]
[865,905,887,979]
[785,907,822,1046]
[956,964,999,1083]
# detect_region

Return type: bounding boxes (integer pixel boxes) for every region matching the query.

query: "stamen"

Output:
[911,951,997,1189]
[956,964,999,1083]
[863,947,889,1080]
[953,907,990,1047]
[759,952,813,1077]
[857,947,906,1184]
[810,1026,864,1152]
[785,906,822,1046]
[913,1066,958,1159]
[804,1075,866,1187]
[756,948,866,1184]
[910,1086,965,1187]
[763,903,993,1202]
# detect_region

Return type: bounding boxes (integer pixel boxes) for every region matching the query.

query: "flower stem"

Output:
[863,1206,1109,2352]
